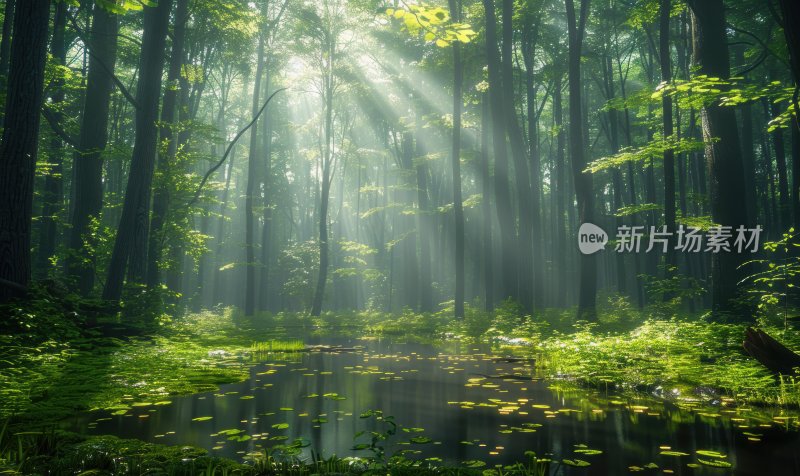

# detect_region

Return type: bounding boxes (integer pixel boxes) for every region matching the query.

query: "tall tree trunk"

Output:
[311,38,335,317]
[147,0,188,288]
[244,32,265,316]
[480,93,494,310]
[259,92,274,312]
[213,147,236,305]
[687,0,750,318]
[36,0,67,278]
[103,0,174,301]
[0,0,14,100]
[553,75,567,306]
[522,14,543,310]
[565,0,596,321]
[482,0,516,303]
[449,0,465,319]
[770,101,791,230]
[66,3,118,295]
[501,0,533,312]
[415,112,433,312]
[0,0,50,302]
[660,0,676,275]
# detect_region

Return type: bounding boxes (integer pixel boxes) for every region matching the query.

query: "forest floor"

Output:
[1,290,799,474]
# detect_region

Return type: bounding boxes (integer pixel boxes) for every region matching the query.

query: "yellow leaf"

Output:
[436,39,449,48]
[394,9,405,19]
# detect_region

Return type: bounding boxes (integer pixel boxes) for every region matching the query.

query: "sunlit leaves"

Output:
[585,136,705,174]
[385,4,477,47]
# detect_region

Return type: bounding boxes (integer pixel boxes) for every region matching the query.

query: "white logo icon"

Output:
[578,223,608,255]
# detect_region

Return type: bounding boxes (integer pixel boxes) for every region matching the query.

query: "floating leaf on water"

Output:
[409,436,433,444]
[562,459,591,467]
[696,450,726,459]
[659,451,690,457]
[575,449,603,455]
[131,402,152,407]
[698,458,732,468]
[271,423,289,429]
[240,395,254,400]
[280,407,294,411]
[153,401,171,406]
[192,416,213,422]
[462,460,486,468]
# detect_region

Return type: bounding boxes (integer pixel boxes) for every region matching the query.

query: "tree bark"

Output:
[449,0,465,319]
[687,0,750,318]
[244,31,265,316]
[146,0,188,289]
[480,93,494,310]
[482,0,517,303]
[660,0,676,276]
[36,0,67,278]
[565,0,596,321]
[0,0,50,302]
[68,3,119,296]
[103,0,174,301]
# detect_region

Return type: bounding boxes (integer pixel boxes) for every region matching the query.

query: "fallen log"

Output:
[743,327,800,375]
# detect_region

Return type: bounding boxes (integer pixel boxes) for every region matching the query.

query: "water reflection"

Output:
[67,339,800,475]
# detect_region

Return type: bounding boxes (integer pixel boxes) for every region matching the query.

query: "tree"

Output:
[66,1,119,295]
[565,0,596,321]
[686,0,750,318]
[0,0,50,302]
[482,0,517,305]
[244,23,266,316]
[147,0,189,289]
[448,0,465,319]
[104,0,174,301]
[36,0,68,278]
[660,0,676,275]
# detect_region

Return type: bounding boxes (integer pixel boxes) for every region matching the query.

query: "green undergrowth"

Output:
[0,292,303,424]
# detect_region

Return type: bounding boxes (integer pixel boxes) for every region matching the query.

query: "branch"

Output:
[66,11,140,110]
[41,107,79,148]
[187,87,287,208]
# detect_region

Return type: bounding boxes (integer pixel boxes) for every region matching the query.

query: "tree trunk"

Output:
[482,0,517,304]
[66,4,118,295]
[553,75,567,306]
[565,0,596,321]
[146,0,188,289]
[103,0,174,301]
[0,0,50,302]
[0,0,14,98]
[415,112,433,312]
[660,0,676,276]
[500,0,533,312]
[36,0,67,278]
[687,0,750,318]
[449,0,465,319]
[480,93,494,310]
[311,39,335,317]
[244,32,265,316]
[770,101,791,230]
[522,14,544,310]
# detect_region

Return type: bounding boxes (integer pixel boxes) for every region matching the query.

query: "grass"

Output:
[0,305,304,424]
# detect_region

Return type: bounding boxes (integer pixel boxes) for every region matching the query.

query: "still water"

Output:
[68,339,800,475]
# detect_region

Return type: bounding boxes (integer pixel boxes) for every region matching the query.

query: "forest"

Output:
[1,0,800,474]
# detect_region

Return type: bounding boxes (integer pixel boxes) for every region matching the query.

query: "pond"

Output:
[66,338,800,475]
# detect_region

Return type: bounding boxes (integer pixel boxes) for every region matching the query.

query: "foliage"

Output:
[385,3,477,47]
[742,228,800,325]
